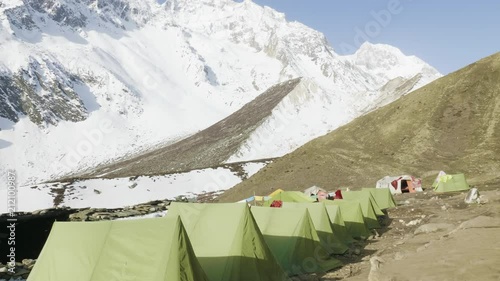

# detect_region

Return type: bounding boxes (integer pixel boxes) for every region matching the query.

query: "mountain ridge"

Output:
[77,78,303,178]
[219,52,500,202]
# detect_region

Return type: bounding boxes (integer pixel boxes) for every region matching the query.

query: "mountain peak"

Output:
[347,41,441,83]
[357,41,402,53]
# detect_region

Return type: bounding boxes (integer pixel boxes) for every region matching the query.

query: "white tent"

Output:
[376,175,422,194]
[303,185,328,200]
[432,171,447,187]
[303,185,327,196]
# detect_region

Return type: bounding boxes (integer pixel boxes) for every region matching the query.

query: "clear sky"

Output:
[251,0,500,74]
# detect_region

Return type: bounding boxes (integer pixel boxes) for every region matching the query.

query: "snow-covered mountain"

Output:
[0,0,441,188]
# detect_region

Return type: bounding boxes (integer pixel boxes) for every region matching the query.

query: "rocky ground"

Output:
[320,188,500,281]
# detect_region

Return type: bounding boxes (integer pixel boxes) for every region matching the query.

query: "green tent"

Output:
[166,202,287,281]
[322,204,356,245]
[251,206,342,275]
[434,173,470,193]
[324,200,371,239]
[27,217,208,281]
[282,202,349,255]
[263,191,315,206]
[338,192,381,229]
[344,190,385,216]
[362,188,397,210]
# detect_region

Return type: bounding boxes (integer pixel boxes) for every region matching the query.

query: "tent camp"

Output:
[282,202,349,255]
[324,200,371,239]
[251,207,342,275]
[433,173,470,193]
[376,175,423,194]
[322,204,355,245]
[27,217,208,281]
[362,188,397,210]
[340,191,382,229]
[166,202,287,281]
[263,190,315,206]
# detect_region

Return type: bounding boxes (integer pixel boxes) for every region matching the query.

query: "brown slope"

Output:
[220,53,500,202]
[77,78,302,179]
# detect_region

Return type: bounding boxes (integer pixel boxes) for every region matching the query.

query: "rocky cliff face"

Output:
[0,57,87,126]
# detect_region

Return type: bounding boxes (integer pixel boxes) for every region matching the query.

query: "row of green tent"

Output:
[27,188,396,281]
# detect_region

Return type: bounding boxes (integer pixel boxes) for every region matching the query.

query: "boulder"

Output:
[459,216,500,229]
[464,188,479,204]
[22,259,35,268]
[414,223,454,235]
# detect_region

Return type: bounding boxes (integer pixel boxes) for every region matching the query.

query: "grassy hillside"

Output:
[220,53,500,202]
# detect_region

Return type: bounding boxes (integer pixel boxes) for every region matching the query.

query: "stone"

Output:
[31,209,44,215]
[22,259,35,268]
[464,188,480,204]
[91,212,111,217]
[13,268,30,277]
[394,252,406,260]
[405,219,422,226]
[478,195,489,204]
[459,216,500,229]
[114,210,142,218]
[416,244,428,252]
[414,223,454,235]
[69,208,93,221]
